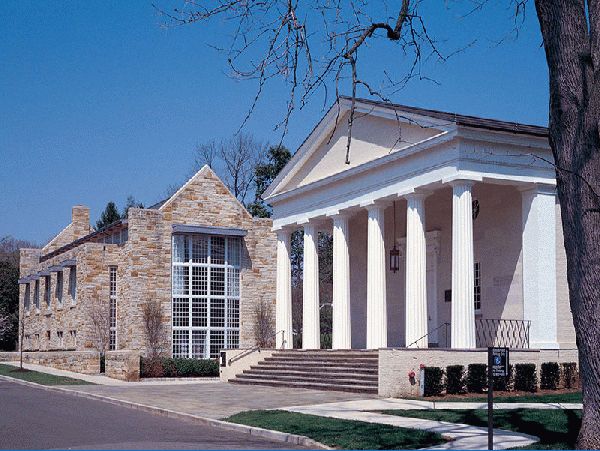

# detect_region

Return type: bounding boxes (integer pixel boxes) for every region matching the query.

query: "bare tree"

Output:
[253,297,275,348]
[158,1,600,445]
[142,299,167,358]
[194,133,265,205]
[87,296,110,358]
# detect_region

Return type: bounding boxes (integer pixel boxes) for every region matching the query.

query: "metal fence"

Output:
[475,318,531,349]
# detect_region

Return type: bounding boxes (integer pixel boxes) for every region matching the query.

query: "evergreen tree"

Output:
[96,202,121,230]
[247,145,292,218]
[122,195,144,219]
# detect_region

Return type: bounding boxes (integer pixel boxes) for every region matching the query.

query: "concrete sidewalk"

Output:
[278,398,581,449]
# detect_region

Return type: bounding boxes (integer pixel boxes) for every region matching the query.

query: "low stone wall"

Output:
[219,348,275,382]
[0,351,100,374]
[105,350,141,381]
[379,347,579,397]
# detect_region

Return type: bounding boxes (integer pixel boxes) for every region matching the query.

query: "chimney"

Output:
[71,205,90,240]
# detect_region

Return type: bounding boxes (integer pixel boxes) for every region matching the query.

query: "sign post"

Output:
[488,347,509,450]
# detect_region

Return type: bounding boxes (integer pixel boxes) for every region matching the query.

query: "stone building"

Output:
[17,166,276,360]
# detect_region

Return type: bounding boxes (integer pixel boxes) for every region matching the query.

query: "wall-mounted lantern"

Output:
[389,201,400,273]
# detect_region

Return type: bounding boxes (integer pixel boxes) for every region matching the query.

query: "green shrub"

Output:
[493,364,514,391]
[445,365,466,394]
[540,362,560,390]
[100,354,105,374]
[467,364,487,393]
[514,363,538,392]
[140,357,218,378]
[562,362,578,389]
[423,367,445,397]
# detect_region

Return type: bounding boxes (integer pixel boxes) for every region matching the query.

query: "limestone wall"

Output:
[0,351,100,374]
[379,347,579,397]
[105,350,141,381]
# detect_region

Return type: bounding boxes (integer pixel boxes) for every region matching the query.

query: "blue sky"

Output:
[0,1,549,244]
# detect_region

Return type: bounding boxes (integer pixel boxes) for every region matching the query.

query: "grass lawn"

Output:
[378,408,582,449]
[430,392,582,404]
[0,363,94,385]
[225,410,446,450]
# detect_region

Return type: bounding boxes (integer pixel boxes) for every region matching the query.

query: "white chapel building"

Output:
[263,96,576,352]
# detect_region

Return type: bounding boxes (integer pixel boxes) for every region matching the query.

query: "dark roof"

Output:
[39,220,127,263]
[148,198,168,210]
[341,96,548,138]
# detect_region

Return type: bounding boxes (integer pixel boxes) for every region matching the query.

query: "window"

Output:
[69,330,77,348]
[56,271,63,305]
[34,280,40,310]
[24,283,30,310]
[34,333,39,349]
[44,276,51,308]
[69,267,77,303]
[109,267,117,351]
[474,262,481,312]
[172,234,241,359]
[57,331,64,348]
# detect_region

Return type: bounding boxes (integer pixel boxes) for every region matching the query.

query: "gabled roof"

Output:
[263,96,548,200]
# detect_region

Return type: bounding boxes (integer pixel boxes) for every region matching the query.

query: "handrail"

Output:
[406,322,450,349]
[227,330,286,366]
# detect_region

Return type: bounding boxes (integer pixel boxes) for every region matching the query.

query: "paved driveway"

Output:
[0,379,306,450]
[62,381,373,419]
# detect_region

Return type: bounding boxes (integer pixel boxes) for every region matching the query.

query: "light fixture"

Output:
[389,201,400,273]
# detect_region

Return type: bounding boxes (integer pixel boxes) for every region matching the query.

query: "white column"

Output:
[332,214,351,349]
[451,181,476,349]
[404,193,429,348]
[275,230,293,349]
[366,204,387,349]
[521,185,559,349]
[302,223,320,349]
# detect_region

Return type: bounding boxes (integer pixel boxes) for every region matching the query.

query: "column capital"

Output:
[403,190,432,202]
[517,183,556,196]
[362,200,390,212]
[275,228,292,240]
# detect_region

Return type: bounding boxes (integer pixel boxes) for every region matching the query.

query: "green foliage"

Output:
[445,365,466,394]
[121,195,144,218]
[466,363,487,393]
[379,408,582,449]
[540,362,560,390]
[562,362,579,389]
[96,201,121,230]
[247,145,292,218]
[515,363,538,392]
[423,366,445,397]
[140,357,218,378]
[226,410,445,450]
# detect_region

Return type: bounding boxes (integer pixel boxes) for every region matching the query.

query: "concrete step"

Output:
[240,371,378,384]
[273,351,378,358]
[257,361,378,370]
[247,367,378,378]
[230,377,379,394]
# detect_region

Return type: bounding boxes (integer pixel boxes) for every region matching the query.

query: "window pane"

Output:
[227,330,239,349]
[191,298,207,327]
[211,237,225,264]
[227,299,239,328]
[172,298,189,327]
[172,330,189,358]
[209,330,224,358]
[211,267,225,295]
[172,235,189,263]
[191,330,207,358]
[210,298,225,327]
[172,266,189,296]
[191,236,208,263]
[227,268,240,297]
[191,267,207,296]
[227,238,241,267]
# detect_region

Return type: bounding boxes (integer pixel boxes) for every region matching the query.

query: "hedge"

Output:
[466,364,487,393]
[514,363,538,392]
[562,362,578,389]
[423,367,445,397]
[140,357,219,378]
[540,362,560,390]
[446,365,466,394]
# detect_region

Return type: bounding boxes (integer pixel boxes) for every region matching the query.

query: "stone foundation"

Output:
[379,347,579,397]
[105,350,141,381]
[0,350,100,374]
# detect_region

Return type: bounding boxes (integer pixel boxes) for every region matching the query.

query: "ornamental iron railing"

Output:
[475,318,531,349]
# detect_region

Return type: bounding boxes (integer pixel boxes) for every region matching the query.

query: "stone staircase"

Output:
[229,349,379,393]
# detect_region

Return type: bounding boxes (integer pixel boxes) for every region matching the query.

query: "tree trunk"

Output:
[535,1,600,447]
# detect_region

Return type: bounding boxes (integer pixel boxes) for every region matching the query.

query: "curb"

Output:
[0,374,331,449]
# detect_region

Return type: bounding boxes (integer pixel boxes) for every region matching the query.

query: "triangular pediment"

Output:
[265,99,449,199]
